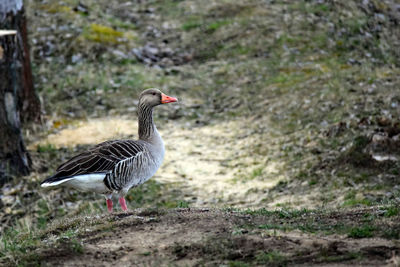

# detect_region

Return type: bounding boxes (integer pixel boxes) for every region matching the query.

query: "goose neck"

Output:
[138,103,156,141]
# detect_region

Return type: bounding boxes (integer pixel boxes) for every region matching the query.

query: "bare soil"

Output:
[34,116,284,208]
[1,1,400,266]
[40,208,400,266]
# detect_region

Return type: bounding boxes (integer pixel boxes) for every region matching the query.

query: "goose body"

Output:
[41,89,177,212]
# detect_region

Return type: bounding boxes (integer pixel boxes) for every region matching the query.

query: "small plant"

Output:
[177,201,190,208]
[182,18,202,31]
[205,20,231,34]
[36,143,57,153]
[308,178,317,186]
[228,261,250,267]
[342,191,373,207]
[384,206,399,217]
[256,251,286,265]
[383,228,400,239]
[348,225,375,238]
[250,167,263,179]
[71,239,84,254]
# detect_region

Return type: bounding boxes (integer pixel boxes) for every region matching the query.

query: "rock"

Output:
[73,2,89,15]
[392,134,400,142]
[376,116,391,127]
[325,121,347,137]
[372,133,388,143]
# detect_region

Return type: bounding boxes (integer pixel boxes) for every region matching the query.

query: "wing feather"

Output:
[43,140,145,184]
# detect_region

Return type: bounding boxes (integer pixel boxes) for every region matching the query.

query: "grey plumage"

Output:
[41,88,177,211]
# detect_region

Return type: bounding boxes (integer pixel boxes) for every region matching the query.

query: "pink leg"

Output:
[106,199,113,213]
[119,197,128,211]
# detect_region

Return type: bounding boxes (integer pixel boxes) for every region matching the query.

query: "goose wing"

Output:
[42,140,145,184]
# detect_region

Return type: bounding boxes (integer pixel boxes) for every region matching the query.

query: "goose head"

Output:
[139,88,178,107]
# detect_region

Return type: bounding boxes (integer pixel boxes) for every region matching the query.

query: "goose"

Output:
[41,88,178,212]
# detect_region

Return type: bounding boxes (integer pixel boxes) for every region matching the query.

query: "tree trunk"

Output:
[0,0,40,183]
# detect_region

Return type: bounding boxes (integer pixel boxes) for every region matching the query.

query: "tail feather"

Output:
[41,177,74,187]
[41,173,108,193]
[41,173,73,186]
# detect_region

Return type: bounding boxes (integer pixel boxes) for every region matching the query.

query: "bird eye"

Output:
[152,92,156,95]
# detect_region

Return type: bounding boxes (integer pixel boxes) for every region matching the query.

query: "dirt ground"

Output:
[34,116,284,208]
[39,208,400,266]
[2,1,400,266]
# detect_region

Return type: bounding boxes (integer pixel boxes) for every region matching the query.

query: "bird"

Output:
[41,88,178,212]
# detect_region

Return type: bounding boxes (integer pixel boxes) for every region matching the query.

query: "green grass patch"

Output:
[182,17,202,31]
[36,143,57,153]
[256,251,286,265]
[319,252,362,263]
[0,228,41,266]
[177,201,190,208]
[242,207,312,219]
[205,20,232,34]
[384,206,400,217]
[228,261,250,267]
[348,225,375,238]
[342,198,373,207]
[342,191,373,207]
[382,228,400,239]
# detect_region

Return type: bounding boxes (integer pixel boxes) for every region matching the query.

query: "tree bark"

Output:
[0,0,40,183]
[1,1,40,123]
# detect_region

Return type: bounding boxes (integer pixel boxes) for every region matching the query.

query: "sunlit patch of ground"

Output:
[33,118,137,148]
[161,120,285,207]
[30,116,286,208]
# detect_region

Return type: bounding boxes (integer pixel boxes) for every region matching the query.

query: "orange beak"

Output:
[161,93,178,104]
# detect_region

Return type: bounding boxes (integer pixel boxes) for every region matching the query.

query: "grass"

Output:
[342,191,373,207]
[182,17,202,31]
[1,206,399,265]
[235,206,400,239]
[228,261,250,267]
[242,207,312,218]
[6,0,400,263]
[205,20,232,34]
[384,206,400,217]
[256,251,286,265]
[0,228,41,266]
[318,252,362,263]
[348,225,375,238]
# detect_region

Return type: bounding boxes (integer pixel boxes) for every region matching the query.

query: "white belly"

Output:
[61,173,108,194]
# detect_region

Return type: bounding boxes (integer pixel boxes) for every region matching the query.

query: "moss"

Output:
[83,24,124,44]
[40,3,73,14]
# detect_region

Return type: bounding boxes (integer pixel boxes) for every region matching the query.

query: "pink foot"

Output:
[119,197,128,211]
[106,199,113,213]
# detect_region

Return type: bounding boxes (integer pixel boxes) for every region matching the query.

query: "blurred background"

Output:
[1,0,400,242]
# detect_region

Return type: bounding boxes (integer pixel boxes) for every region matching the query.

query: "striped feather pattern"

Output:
[41,88,173,199]
[43,140,146,188]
